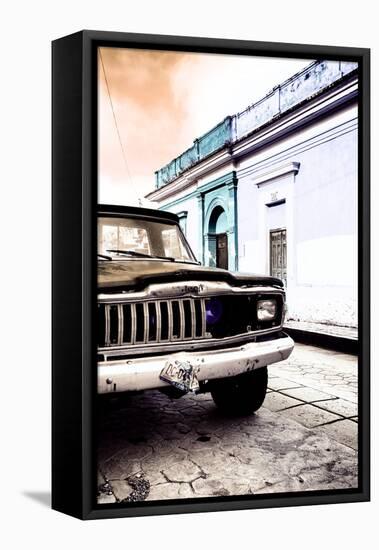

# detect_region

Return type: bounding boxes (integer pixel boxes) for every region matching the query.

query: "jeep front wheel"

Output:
[210,366,268,415]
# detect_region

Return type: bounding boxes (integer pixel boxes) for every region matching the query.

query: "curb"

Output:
[284,326,358,355]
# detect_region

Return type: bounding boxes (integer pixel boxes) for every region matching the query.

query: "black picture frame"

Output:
[52,30,370,520]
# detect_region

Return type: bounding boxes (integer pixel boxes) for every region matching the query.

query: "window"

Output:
[99,223,151,256]
[98,216,195,262]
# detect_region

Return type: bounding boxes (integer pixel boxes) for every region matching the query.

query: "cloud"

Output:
[98,47,311,203]
[99,47,198,198]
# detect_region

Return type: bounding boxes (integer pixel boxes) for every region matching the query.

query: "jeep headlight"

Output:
[257,299,277,321]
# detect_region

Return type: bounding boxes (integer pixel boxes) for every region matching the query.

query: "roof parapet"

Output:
[155,60,357,189]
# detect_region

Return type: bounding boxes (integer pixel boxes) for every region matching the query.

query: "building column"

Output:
[227,173,239,271]
[197,194,205,264]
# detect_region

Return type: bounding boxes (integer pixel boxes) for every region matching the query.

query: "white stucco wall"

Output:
[237,106,358,327]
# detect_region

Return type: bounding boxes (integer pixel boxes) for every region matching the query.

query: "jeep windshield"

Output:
[98,216,197,263]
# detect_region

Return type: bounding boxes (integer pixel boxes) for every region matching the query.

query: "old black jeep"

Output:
[97,204,294,415]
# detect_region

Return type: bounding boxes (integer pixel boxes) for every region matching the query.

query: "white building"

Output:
[145,60,358,328]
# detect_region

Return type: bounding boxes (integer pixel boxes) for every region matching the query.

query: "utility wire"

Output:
[99,49,141,205]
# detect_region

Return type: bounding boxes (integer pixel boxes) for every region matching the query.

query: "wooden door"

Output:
[216,233,228,269]
[270,229,287,285]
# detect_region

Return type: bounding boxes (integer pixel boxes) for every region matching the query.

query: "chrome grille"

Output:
[98,298,207,347]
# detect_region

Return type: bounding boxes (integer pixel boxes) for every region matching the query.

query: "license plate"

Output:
[160,360,200,393]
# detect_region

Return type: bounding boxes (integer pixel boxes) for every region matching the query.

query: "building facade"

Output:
[145,61,358,328]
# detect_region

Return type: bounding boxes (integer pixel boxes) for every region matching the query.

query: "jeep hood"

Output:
[98,259,283,291]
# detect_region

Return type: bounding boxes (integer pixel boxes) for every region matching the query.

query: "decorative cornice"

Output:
[254,162,300,187]
[237,116,357,181]
[158,171,237,211]
[145,174,196,202]
[146,149,233,202]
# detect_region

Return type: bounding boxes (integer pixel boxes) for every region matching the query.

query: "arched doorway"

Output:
[208,206,228,269]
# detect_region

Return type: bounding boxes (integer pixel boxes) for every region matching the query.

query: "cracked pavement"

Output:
[97,343,358,503]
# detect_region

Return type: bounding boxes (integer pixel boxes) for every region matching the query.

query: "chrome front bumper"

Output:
[98,333,294,394]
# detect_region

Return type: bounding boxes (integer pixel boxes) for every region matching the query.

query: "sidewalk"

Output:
[284,320,358,354]
[267,342,358,450]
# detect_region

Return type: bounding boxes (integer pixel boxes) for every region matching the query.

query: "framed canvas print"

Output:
[52,30,370,519]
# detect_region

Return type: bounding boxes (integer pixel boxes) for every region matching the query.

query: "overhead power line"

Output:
[99,49,141,205]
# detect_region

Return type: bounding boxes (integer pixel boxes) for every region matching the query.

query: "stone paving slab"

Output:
[314,398,358,418]
[314,420,358,450]
[97,492,117,504]
[111,479,134,501]
[280,386,336,403]
[281,403,342,428]
[271,346,358,404]
[263,392,304,412]
[267,377,304,391]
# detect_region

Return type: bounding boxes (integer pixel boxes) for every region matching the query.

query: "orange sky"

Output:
[98,47,311,206]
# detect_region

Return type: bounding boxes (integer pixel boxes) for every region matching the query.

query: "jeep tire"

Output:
[210,366,268,415]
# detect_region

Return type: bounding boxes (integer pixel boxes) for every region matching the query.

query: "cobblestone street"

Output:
[97,343,358,504]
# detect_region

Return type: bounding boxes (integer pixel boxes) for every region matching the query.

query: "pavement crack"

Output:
[227,451,247,465]
[188,458,208,480]
[254,477,290,493]
[160,470,172,483]
[160,468,202,485]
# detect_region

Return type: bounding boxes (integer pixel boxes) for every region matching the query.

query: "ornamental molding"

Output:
[253,162,300,187]
[146,149,233,202]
